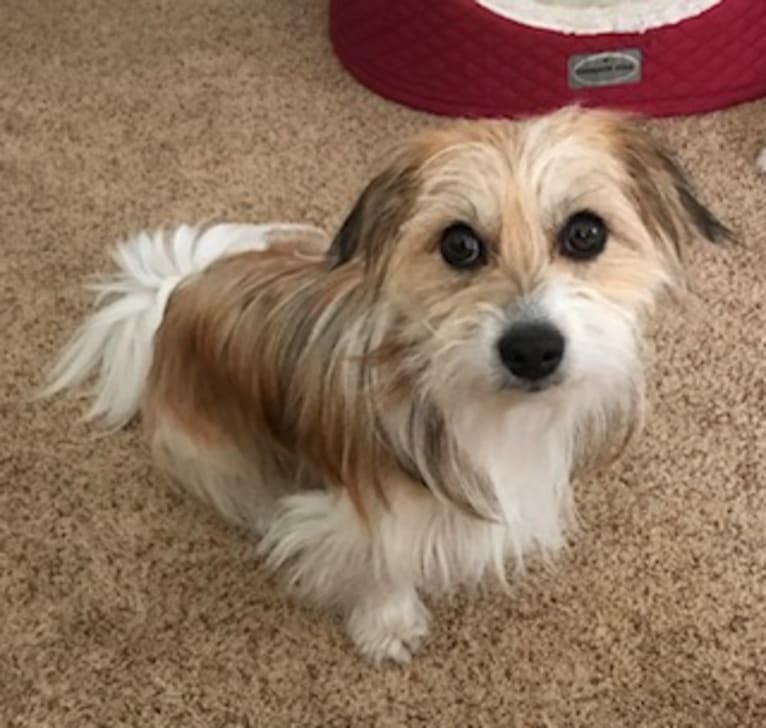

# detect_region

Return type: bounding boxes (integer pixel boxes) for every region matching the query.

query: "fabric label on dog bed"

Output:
[567,49,642,89]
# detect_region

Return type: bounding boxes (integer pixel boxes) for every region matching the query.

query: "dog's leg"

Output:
[344,580,431,664]
[148,417,292,535]
[258,489,431,664]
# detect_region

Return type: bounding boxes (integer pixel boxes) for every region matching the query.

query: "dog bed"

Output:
[329,0,766,117]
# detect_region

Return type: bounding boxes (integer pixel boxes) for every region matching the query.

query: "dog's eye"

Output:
[558,211,608,260]
[439,224,486,269]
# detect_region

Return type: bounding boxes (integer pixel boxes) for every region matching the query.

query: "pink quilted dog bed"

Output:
[329,0,766,117]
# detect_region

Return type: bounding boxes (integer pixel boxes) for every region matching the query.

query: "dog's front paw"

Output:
[346,589,431,665]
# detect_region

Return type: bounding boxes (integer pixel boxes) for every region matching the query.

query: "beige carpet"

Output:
[2,1,765,726]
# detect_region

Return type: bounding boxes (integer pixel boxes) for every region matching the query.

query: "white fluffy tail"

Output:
[43,222,327,429]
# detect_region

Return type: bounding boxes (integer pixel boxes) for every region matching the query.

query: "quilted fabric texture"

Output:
[329,0,766,117]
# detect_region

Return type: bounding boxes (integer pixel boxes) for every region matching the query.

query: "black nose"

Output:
[497,323,565,381]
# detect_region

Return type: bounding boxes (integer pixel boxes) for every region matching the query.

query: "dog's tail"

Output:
[42,222,327,429]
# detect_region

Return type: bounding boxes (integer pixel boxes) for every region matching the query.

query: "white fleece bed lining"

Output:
[476,0,723,35]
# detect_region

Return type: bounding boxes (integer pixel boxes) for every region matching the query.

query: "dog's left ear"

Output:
[327,157,419,269]
[618,124,732,261]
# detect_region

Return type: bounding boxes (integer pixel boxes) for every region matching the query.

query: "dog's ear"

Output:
[327,159,419,269]
[662,153,732,245]
[617,123,732,262]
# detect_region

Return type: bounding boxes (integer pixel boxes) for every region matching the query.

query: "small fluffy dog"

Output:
[45,107,726,663]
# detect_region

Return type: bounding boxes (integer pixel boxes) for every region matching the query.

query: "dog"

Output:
[44,106,727,664]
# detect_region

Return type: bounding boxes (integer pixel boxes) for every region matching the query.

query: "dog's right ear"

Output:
[326,160,419,269]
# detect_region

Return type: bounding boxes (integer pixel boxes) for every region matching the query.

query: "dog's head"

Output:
[328,107,726,409]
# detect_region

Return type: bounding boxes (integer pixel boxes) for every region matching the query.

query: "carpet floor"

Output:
[2,1,765,726]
